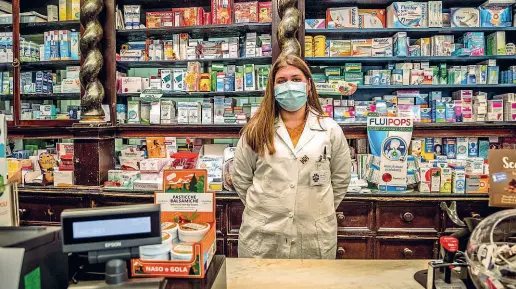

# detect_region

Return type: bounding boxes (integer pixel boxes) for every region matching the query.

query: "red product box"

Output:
[204,12,212,25]
[234,1,258,23]
[171,7,204,27]
[259,2,273,23]
[212,0,233,25]
[146,11,174,28]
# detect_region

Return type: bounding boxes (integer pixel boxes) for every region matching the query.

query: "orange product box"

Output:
[131,190,216,279]
[259,2,273,23]
[358,9,386,28]
[234,1,258,23]
[147,137,166,158]
[212,0,233,25]
[163,169,207,193]
[146,11,174,28]
[172,7,204,27]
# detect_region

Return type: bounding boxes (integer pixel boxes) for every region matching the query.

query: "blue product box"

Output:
[452,48,472,57]
[468,138,478,157]
[35,71,43,93]
[393,32,408,57]
[433,100,446,123]
[463,32,485,56]
[420,107,432,122]
[430,91,442,102]
[444,138,457,159]
[488,66,499,84]
[224,72,235,92]
[70,32,79,60]
[480,5,512,27]
[445,103,456,122]
[478,139,489,159]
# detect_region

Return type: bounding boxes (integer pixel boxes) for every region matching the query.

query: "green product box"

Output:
[324,67,341,77]
[487,32,506,56]
[211,71,217,92]
[344,72,364,85]
[439,63,447,85]
[328,75,345,82]
[211,63,226,72]
[344,63,362,72]
[432,67,439,85]
[312,73,327,83]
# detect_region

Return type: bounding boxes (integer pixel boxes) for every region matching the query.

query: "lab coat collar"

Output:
[274,110,325,155]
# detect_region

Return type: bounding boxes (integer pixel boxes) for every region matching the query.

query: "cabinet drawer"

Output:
[19,196,87,223]
[376,203,439,232]
[227,239,239,258]
[227,201,244,235]
[336,237,372,259]
[375,238,437,259]
[336,201,372,230]
[216,204,226,237]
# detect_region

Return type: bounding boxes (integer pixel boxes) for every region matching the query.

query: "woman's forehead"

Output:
[275,65,305,78]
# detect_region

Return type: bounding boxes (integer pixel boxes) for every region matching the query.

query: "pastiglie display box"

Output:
[131,171,216,279]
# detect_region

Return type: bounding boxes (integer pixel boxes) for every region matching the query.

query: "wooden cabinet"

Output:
[442,201,499,232]
[19,195,88,224]
[216,204,226,237]
[227,202,244,235]
[336,237,373,259]
[376,202,439,233]
[336,201,373,233]
[216,238,225,256]
[374,237,438,259]
[227,239,239,258]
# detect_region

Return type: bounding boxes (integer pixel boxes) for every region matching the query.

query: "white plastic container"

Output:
[171,243,194,261]
[178,222,211,243]
[140,232,172,261]
[161,222,178,243]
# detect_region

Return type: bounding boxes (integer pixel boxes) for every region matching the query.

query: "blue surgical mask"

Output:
[274,81,308,112]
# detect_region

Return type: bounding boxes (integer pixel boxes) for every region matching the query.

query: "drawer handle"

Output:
[337,212,345,221]
[403,248,414,259]
[337,247,346,256]
[402,212,414,223]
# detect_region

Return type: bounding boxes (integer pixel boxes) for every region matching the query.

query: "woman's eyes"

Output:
[276,78,302,84]
[277,79,287,84]
[292,78,302,82]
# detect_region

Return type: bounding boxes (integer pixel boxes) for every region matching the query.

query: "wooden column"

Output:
[101,0,117,125]
[272,0,306,62]
[73,127,115,186]
[12,0,20,125]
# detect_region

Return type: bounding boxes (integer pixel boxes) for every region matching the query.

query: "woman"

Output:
[232,55,352,259]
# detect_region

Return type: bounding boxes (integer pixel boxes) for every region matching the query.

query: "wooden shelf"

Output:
[21,93,80,100]
[117,23,272,41]
[305,27,516,38]
[318,84,516,95]
[118,90,264,98]
[117,56,272,69]
[21,60,80,70]
[116,124,244,138]
[20,20,80,35]
[306,56,516,64]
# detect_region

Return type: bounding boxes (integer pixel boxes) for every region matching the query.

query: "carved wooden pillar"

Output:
[80,0,105,123]
[272,0,305,61]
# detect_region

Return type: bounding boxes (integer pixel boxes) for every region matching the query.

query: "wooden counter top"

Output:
[226,258,428,289]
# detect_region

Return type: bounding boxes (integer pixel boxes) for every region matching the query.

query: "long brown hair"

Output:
[242,55,324,156]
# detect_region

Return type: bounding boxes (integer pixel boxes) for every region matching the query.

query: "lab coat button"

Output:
[289,183,295,188]
[288,212,293,218]
[291,239,296,244]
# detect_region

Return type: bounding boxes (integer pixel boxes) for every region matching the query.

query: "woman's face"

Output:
[274,65,310,93]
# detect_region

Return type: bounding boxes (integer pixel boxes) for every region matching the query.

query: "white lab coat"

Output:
[232,111,351,259]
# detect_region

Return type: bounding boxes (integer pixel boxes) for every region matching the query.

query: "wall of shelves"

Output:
[8,0,516,259]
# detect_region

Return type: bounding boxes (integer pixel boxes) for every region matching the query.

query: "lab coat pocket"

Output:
[315,213,338,259]
[238,207,280,258]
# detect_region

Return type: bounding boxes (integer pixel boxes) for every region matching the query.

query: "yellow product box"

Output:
[351,39,372,57]
[329,40,351,57]
[66,0,80,20]
[59,0,67,21]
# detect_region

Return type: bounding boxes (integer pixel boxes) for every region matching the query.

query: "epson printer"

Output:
[0,226,68,289]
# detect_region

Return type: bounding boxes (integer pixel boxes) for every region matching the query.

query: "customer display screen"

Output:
[72,217,151,239]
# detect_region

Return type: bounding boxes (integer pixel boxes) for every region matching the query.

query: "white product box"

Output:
[173,69,185,91]
[214,96,225,124]
[188,102,202,124]
[121,77,142,93]
[150,100,161,124]
[160,69,172,92]
[160,100,176,124]
[457,137,468,160]
[127,100,140,123]
[177,102,189,124]
[202,102,213,124]
[387,2,428,28]
[54,171,73,187]
[66,66,80,79]
[61,78,80,93]
[47,5,59,22]
[149,78,161,89]
[327,7,359,29]
[428,1,443,27]
[452,170,466,194]
[244,64,256,91]
[372,38,393,57]
[451,8,480,27]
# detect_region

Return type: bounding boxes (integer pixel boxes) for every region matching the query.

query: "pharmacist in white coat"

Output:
[232,55,353,259]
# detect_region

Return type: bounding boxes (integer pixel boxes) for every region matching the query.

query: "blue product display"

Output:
[479,5,512,27]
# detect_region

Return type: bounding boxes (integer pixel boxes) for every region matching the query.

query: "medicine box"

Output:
[305,19,326,29]
[327,7,359,29]
[487,31,506,55]
[452,170,466,194]
[351,39,372,57]
[393,32,408,56]
[329,40,351,57]
[479,5,512,27]
[451,8,479,27]
[127,100,141,123]
[121,77,142,93]
[387,2,428,28]
[372,38,393,57]
[428,1,443,27]
[358,9,386,28]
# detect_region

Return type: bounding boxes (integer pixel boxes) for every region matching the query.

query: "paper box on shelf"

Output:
[305,19,326,29]
[133,180,162,191]
[451,8,479,27]
[131,190,216,279]
[428,1,443,27]
[259,2,272,23]
[387,2,428,28]
[212,0,232,25]
[480,5,512,27]
[197,144,227,191]
[127,100,141,123]
[452,170,466,194]
[358,9,386,28]
[67,0,80,20]
[487,31,506,55]
[163,169,208,193]
[54,170,74,187]
[121,77,142,93]
[234,1,258,23]
[327,7,359,29]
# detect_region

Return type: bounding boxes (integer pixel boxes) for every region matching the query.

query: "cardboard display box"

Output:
[489,149,516,207]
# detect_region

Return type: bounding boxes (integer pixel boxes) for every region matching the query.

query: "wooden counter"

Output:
[226,258,428,289]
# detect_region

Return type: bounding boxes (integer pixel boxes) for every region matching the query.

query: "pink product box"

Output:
[470,47,484,56]
[454,100,462,120]
[462,105,473,121]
